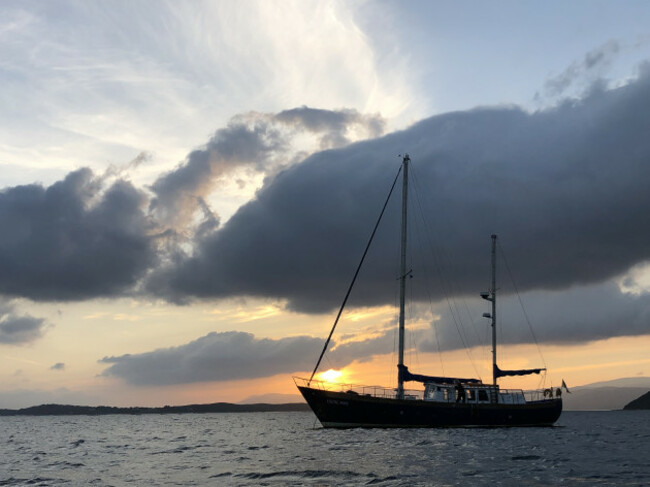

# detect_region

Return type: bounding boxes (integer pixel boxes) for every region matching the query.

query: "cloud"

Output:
[147,66,650,324]
[149,108,385,229]
[50,362,65,371]
[99,328,400,386]
[420,282,650,353]
[275,106,385,149]
[327,327,397,367]
[542,40,621,99]
[0,168,156,301]
[0,105,384,303]
[0,302,47,344]
[99,331,326,385]
[149,113,286,228]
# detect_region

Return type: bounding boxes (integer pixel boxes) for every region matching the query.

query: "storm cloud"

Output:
[0,169,155,301]
[147,65,650,321]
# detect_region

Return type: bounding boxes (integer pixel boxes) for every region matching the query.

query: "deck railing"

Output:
[293,377,423,400]
[523,388,563,401]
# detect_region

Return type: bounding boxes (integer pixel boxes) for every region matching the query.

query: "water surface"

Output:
[1,410,648,486]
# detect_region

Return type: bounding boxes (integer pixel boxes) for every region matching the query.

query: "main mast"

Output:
[396,154,409,400]
[490,234,497,386]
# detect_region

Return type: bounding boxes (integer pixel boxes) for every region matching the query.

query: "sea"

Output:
[1,410,648,486]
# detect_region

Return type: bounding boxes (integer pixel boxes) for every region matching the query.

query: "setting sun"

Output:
[319,369,344,382]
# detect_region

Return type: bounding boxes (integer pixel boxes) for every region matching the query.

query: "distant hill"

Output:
[623,391,650,410]
[575,377,650,389]
[0,402,310,416]
[562,377,650,411]
[239,393,304,404]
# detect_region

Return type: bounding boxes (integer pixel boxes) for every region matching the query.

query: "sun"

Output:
[320,369,344,383]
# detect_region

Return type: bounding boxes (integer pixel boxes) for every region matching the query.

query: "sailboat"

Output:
[294,154,562,428]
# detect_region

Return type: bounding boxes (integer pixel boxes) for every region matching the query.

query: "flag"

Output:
[562,379,571,393]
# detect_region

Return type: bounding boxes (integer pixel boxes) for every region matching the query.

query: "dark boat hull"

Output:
[298,386,562,428]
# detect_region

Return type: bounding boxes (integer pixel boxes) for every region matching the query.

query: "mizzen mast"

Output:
[481,234,498,386]
[482,234,547,388]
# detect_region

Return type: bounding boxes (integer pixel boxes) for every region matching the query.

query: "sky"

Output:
[1,0,650,408]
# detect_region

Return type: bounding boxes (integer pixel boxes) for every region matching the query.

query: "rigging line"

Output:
[415,232,446,377]
[390,287,399,387]
[308,164,403,385]
[408,186,483,356]
[408,164,483,380]
[407,174,445,376]
[410,166,479,377]
[387,227,401,387]
[405,265,422,373]
[403,201,419,373]
[496,239,547,370]
[391,189,403,386]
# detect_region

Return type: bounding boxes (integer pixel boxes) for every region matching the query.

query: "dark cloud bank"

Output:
[150,67,650,314]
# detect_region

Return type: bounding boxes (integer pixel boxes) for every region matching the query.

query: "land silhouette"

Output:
[0,402,309,416]
[623,391,650,410]
[2,377,648,415]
